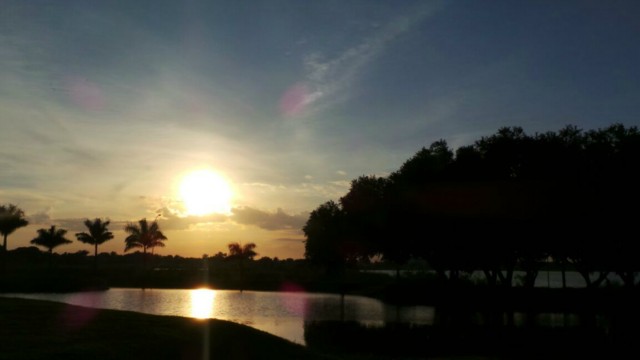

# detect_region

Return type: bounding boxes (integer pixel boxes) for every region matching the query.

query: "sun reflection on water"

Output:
[190,288,216,319]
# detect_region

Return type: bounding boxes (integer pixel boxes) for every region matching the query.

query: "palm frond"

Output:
[227,242,258,259]
[76,218,114,245]
[123,218,167,252]
[0,203,29,237]
[30,225,72,252]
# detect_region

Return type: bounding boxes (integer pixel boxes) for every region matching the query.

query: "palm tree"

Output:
[124,218,167,268]
[30,225,72,267]
[0,204,29,252]
[228,242,258,260]
[75,218,114,272]
[0,204,29,271]
[227,242,257,291]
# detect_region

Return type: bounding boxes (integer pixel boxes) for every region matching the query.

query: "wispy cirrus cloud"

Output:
[291,4,439,116]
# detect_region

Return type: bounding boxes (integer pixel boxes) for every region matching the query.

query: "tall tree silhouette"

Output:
[0,204,29,252]
[340,176,389,264]
[75,218,114,272]
[228,242,257,291]
[386,140,456,282]
[124,218,167,269]
[228,242,258,260]
[304,201,347,274]
[30,225,72,268]
[0,204,29,271]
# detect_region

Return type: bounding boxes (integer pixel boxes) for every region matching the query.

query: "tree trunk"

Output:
[141,247,148,290]
[618,272,636,288]
[487,270,498,287]
[521,257,540,288]
[496,268,514,288]
[592,271,609,288]
[239,259,245,292]
[578,270,592,287]
[504,265,514,288]
[143,247,147,270]
[1,234,6,272]
[524,270,538,288]
[94,243,98,273]
[48,248,53,269]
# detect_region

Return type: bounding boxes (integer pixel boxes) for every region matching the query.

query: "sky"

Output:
[1,0,639,258]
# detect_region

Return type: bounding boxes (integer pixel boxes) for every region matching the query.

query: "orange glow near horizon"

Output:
[190,288,216,319]
[179,169,233,216]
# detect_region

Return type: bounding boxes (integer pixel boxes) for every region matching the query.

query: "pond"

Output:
[2,288,434,345]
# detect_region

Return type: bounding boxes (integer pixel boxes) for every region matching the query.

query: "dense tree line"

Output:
[304,124,640,288]
[3,244,265,270]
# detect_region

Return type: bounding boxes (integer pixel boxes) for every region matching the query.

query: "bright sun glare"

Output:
[180,169,233,216]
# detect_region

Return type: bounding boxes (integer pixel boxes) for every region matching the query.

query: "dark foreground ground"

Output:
[3,296,640,360]
[0,297,321,360]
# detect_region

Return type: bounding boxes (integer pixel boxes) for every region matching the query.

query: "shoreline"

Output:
[0,296,321,360]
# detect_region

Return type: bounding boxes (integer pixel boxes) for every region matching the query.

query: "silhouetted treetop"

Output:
[304,123,640,287]
[31,226,72,252]
[31,226,73,269]
[391,139,454,185]
[303,201,347,273]
[0,204,29,252]
[227,242,258,260]
[76,218,114,271]
[124,218,167,254]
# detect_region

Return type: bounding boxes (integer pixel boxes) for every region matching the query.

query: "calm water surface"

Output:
[4,288,434,344]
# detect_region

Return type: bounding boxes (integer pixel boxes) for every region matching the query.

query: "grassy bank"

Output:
[0,297,321,360]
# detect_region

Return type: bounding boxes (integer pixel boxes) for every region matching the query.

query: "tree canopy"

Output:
[124,218,167,254]
[31,226,72,253]
[0,204,29,252]
[30,225,73,268]
[303,124,640,287]
[76,218,114,270]
[227,242,258,260]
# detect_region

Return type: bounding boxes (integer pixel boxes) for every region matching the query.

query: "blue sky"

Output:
[1,0,639,258]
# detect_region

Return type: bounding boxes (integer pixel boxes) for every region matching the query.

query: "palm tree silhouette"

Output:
[75,218,114,272]
[124,218,167,269]
[228,242,257,291]
[30,225,72,268]
[0,204,29,252]
[0,204,29,271]
[228,242,257,260]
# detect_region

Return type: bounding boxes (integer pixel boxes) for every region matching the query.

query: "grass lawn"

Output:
[0,297,322,360]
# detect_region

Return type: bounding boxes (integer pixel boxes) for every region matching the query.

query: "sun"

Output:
[179,169,233,216]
